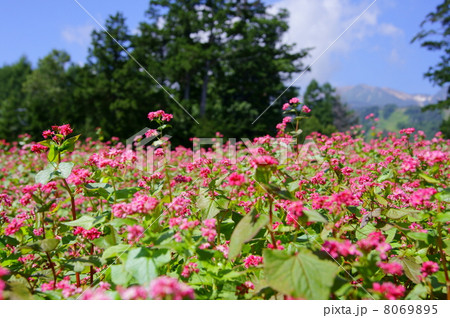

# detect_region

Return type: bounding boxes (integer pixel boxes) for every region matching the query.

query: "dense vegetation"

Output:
[0,101,449,300]
[0,1,357,145]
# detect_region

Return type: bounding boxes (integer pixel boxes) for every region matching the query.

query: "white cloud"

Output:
[388,48,405,65]
[61,23,94,47]
[268,0,403,86]
[378,23,403,37]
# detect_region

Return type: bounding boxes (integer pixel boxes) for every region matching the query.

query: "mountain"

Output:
[336,84,446,109]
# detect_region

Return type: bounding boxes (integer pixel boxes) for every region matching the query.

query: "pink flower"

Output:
[365,113,374,120]
[421,261,439,277]
[285,201,304,226]
[410,188,437,208]
[399,128,415,135]
[42,130,53,139]
[31,144,49,153]
[148,110,173,122]
[228,172,245,186]
[377,261,403,276]
[282,103,290,111]
[203,218,216,229]
[243,255,263,268]
[145,129,158,138]
[5,218,24,236]
[215,243,229,258]
[250,155,278,168]
[267,240,284,250]
[322,240,361,258]
[341,166,354,176]
[57,124,73,136]
[79,288,112,300]
[201,227,217,242]
[0,266,8,299]
[236,281,255,295]
[0,267,9,277]
[74,227,102,240]
[357,232,391,260]
[126,225,145,242]
[372,282,405,300]
[289,97,300,104]
[117,286,149,300]
[301,105,311,113]
[181,263,199,278]
[149,276,195,300]
[67,168,92,186]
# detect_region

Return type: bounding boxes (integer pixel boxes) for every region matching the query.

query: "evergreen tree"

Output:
[0,57,32,140]
[22,50,73,138]
[412,0,450,137]
[301,80,357,138]
[140,0,309,139]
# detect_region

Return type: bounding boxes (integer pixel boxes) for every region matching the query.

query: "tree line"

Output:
[0,1,357,144]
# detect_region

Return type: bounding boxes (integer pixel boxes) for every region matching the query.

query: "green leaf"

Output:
[443,238,450,255]
[125,248,157,284]
[84,183,113,199]
[62,215,96,230]
[419,173,440,184]
[407,231,428,242]
[265,184,296,201]
[303,209,328,223]
[35,166,55,184]
[405,284,428,300]
[377,169,393,182]
[435,188,450,202]
[436,212,450,223]
[108,218,138,228]
[254,167,270,184]
[110,264,133,286]
[397,257,421,284]
[228,209,269,260]
[40,238,60,252]
[385,208,413,219]
[58,162,74,179]
[35,162,74,185]
[59,135,80,154]
[375,194,388,207]
[102,244,130,260]
[356,223,376,240]
[114,187,141,201]
[47,144,58,162]
[39,140,52,147]
[68,256,103,272]
[198,193,221,220]
[263,249,338,299]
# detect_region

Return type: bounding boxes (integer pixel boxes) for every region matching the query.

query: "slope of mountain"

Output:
[336,84,446,109]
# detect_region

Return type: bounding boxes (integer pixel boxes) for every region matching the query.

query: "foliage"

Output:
[412,0,450,137]
[301,80,358,139]
[0,2,309,143]
[0,101,449,300]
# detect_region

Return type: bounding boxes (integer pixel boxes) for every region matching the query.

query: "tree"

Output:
[301,80,357,138]
[412,0,450,137]
[83,12,161,139]
[140,0,309,139]
[0,57,32,140]
[22,50,74,138]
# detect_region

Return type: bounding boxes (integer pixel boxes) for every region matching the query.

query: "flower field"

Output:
[0,99,449,300]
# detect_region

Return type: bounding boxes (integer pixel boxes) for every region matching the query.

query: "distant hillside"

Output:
[336,84,446,109]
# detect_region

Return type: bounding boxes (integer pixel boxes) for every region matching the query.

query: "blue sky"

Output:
[0,0,443,95]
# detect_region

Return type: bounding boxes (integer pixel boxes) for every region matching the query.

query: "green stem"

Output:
[268,197,277,249]
[437,221,450,300]
[62,179,77,221]
[45,252,57,289]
